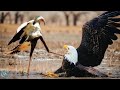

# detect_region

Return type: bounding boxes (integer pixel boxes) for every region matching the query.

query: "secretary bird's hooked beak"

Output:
[37,16,46,25]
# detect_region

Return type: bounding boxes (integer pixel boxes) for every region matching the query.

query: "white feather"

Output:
[16,20,34,33]
[31,22,42,37]
[64,46,78,65]
[34,22,41,29]
[36,16,44,21]
[16,18,43,38]
[31,29,42,37]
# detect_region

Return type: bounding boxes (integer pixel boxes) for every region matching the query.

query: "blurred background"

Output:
[0,11,103,26]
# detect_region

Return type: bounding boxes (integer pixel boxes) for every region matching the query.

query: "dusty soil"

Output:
[0,24,120,79]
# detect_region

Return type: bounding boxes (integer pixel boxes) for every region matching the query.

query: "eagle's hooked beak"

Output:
[63,45,69,54]
[63,45,68,50]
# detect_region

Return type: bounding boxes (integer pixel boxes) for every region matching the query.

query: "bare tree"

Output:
[70,11,88,26]
[0,12,12,24]
[19,14,24,24]
[63,11,71,26]
[15,11,24,24]
[71,11,80,26]
[15,12,19,24]
[0,12,5,23]
[63,11,88,26]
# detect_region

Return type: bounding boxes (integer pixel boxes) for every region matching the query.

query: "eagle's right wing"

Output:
[77,11,120,67]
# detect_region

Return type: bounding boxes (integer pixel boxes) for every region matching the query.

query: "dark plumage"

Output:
[8,25,27,45]
[55,11,120,77]
[77,11,120,67]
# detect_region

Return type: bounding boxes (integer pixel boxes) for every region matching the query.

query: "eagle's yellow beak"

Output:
[63,45,68,49]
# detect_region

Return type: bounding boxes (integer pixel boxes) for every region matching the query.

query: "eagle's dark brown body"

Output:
[55,11,120,77]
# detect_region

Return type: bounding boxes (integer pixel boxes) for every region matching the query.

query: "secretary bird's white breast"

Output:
[31,22,42,38]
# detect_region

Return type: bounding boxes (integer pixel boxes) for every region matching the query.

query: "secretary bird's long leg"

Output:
[27,39,37,76]
[76,63,108,77]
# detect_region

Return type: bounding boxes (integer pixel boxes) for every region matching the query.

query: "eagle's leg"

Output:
[54,66,67,77]
[40,67,65,78]
[54,66,64,74]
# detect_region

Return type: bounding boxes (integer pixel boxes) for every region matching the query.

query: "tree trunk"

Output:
[73,13,80,26]
[66,14,69,26]
[15,12,24,24]
[19,15,24,24]
[15,12,19,24]
[63,12,70,26]
[0,12,5,23]
[0,12,12,24]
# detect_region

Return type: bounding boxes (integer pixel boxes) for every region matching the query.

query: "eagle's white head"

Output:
[63,45,78,65]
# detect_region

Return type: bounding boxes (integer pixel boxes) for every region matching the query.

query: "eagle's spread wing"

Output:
[77,11,120,67]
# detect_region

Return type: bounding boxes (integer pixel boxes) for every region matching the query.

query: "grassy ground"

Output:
[0,24,120,79]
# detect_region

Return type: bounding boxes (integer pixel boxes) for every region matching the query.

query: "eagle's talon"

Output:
[43,72,59,78]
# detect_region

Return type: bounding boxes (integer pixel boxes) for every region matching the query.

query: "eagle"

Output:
[54,11,120,77]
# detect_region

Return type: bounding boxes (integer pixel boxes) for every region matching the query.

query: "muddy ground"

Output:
[0,24,120,79]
